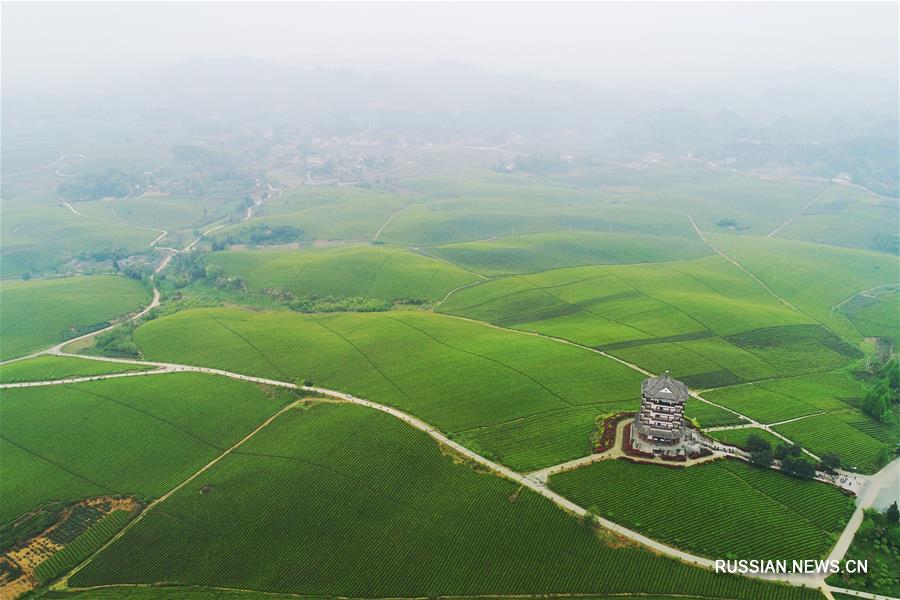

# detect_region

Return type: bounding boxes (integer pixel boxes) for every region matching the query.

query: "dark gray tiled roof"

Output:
[641,372,689,403]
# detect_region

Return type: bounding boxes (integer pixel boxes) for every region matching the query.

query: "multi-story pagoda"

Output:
[631,371,689,455]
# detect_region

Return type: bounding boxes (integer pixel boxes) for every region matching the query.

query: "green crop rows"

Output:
[71,403,817,599]
[549,458,853,560]
[0,355,151,383]
[0,373,293,524]
[132,307,643,469]
[35,510,133,584]
[0,275,150,360]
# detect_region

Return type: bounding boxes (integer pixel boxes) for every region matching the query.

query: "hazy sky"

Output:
[3,1,898,92]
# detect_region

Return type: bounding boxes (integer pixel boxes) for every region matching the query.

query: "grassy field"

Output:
[429,230,711,275]
[131,307,643,470]
[710,234,899,344]
[0,372,293,524]
[71,402,817,599]
[204,244,479,302]
[0,275,150,360]
[438,254,857,384]
[549,458,853,561]
[0,355,151,383]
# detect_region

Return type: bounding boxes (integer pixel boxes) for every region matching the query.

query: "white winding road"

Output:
[4,199,898,599]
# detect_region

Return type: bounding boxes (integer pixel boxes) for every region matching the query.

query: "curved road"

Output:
[4,201,896,598]
[8,352,895,597]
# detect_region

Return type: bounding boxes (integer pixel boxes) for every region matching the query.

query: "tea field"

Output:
[0,202,158,277]
[438,254,858,384]
[706,427,784,450]
[70,402,818,600]
[0,355,151,383]
[773,412,890,473]
[0,372,293,524]
[549,458,854,561]
[428,230,709,275]
[0,275,151,360]
[216,186,408,241]
[709,234,899,344]
[131,307,643,469]
[702,370,866,424]
[204,244,479,302]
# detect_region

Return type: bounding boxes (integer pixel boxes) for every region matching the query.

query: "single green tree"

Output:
[820,453,842,474]
[887,501,899,524]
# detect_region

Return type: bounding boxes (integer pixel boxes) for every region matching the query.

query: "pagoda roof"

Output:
[641,372,689,403]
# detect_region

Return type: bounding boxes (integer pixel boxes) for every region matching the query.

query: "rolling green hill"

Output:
[0,275,150,360]
[0,372,293,524]
[204,244,479,302]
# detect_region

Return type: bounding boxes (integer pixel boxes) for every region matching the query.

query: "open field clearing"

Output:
[71,402,817,599]
[709,234,899,344]
[216,186,408,241]
[0,355,152,383]
[131,307,643,469]
[549,458,853,561]
[0,203,157,276]
[204,244,479,301]
[429,230,711,275]
[439,255,858,383]
[773,184,900,254]
[0,275,150,360]
[0,373,293,524]
[773,412,890,473]
[702,370,867,424]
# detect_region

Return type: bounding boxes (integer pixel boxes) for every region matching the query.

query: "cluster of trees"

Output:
[513,154,570,176]
[829,503,900,595]
[862,359,899,424]
[745,434,825,481]
[221,224,308,247]
[166,252,209,288]
[58,169,136,201]
[287,295,391,313]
